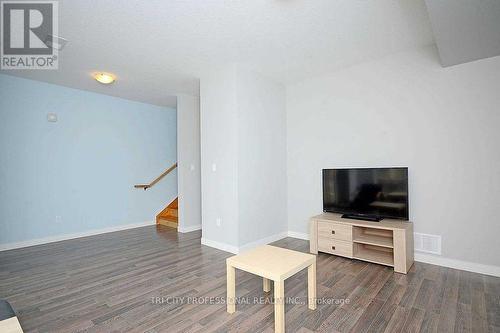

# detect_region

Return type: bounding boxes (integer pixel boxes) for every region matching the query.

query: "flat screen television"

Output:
[322,167,409,221]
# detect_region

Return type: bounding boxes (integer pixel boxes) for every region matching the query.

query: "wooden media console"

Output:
[309,213,413,274]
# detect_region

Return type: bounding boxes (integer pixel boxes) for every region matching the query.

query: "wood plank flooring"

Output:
[0,226,499,332]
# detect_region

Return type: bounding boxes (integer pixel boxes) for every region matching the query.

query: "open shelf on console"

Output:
[353,226,393,248]
[353,243,394,267]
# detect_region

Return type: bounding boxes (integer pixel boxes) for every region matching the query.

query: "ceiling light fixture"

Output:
[94,72,116,84]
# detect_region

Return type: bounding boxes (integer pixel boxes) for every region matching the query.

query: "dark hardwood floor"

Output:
[0,226,499,333]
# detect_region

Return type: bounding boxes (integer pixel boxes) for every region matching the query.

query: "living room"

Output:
[1,1,499,332]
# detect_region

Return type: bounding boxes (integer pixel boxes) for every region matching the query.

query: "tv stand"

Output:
[341,213,382,222]
[309,213,413,274]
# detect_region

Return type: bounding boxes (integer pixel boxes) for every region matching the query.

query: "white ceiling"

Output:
[425,0,500,67]
[1,0,434,107]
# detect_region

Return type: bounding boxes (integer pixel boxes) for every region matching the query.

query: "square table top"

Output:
[226,245,316,281]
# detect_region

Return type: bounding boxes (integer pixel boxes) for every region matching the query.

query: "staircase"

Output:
[156,198,178,229]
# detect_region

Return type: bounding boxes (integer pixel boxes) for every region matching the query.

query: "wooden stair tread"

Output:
[158,215,177,222]
[157,219,178,229]
[159,208,177,218]
[156,197,178,228]
[169,198,178,209]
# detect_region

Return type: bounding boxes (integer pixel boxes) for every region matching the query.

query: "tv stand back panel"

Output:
[309,213,414,274]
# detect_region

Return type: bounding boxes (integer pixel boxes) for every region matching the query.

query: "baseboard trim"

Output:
[0,221,155,252]
[287,231,309,240]
[238,232,288,252]
[178,224,202,233]
[6,225,498,277]
[201,231,288,254]
[201,238,239,254]
[415,253,500,277]
[285,230,500,277]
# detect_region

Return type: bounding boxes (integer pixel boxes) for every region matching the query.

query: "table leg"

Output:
[227,263,236,314]
[308,261,317,310]
[274,280,285,333]
[263,277,271,292]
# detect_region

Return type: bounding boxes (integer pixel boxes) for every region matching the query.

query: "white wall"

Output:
[286,46,500,267]
[236,68,288,246]
[200,65,240,249]
[177,94,202,233]
[200,65,287,252]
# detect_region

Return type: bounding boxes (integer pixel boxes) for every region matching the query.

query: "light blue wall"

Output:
[0,74,177,245]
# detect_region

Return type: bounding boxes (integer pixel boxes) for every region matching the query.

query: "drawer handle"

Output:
[331,230,336,234]
[331,246,336,250]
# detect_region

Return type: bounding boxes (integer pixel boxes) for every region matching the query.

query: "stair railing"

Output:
[134,162,177,190]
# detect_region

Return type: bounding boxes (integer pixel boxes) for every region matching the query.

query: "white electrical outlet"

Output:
[212,163,217,172]
[216,218,221,227]
[55,215,62,223]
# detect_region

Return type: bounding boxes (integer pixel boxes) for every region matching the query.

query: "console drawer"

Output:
[317,221,352,241]
[318,238,353,257]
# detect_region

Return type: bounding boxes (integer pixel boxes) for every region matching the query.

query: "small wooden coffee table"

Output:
[226,245,316,333]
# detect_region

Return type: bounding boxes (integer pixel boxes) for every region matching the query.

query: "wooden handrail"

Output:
[134,162,177,190]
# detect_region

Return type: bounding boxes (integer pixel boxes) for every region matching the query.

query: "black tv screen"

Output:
[322,167,409,220]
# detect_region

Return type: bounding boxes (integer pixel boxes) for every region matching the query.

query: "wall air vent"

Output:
[414,233,441,255]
